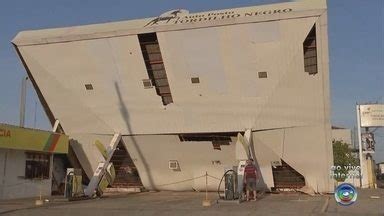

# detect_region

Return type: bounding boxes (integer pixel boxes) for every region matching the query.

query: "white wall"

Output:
[0,149,52,200]
[16,14,325,136]
[253,126,333,193]
[69,125,333,193]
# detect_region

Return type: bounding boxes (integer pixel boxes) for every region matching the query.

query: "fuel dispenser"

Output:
[64,168,83,199]
[217,160,248,203]
[223,168,238,200]
[237,160,247,199]
[217,130,254,203]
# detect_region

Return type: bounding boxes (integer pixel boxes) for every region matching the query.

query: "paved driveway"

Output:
[1,189,383,216]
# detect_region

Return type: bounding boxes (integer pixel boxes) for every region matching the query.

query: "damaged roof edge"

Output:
[12,0,326,46]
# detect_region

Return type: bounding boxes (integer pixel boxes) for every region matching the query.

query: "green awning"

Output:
[0,124,68,153]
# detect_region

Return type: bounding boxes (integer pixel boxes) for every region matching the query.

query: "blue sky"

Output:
[0,0,383,160]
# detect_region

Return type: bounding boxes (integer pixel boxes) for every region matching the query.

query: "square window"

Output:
[142,79,153,88]
[191,77,200,84]
[258,72,268,78]
[25,152,50,179]
[85,84,93,90]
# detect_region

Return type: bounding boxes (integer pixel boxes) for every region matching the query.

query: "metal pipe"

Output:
[356,104,363,188]
[19,76,28,127]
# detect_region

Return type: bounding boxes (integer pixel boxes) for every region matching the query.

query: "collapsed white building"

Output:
[13,0,333,193]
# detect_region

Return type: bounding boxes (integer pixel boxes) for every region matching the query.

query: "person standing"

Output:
[243,159,258,201]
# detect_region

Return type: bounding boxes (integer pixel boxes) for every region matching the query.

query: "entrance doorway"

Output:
[272,160,305,190]
[109,141,143,188]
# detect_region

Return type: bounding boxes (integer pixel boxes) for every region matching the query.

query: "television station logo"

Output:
[334,183,357,206]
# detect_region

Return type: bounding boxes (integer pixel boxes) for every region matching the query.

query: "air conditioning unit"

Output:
[271,160,282,167]
[169,160,179,170]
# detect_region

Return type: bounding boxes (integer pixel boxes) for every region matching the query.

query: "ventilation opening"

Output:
[179,132,240,150]
[178,132,238,142]
[212,141,226,150]
[258,71,268,78]
[109,141,143,188]
[303,25,318,75]
[142,79,153,89]
[138,33,173,105]
[191,77,200,84]
[272,160,305,190]
[85,84,93,90]
[169,160,180,171]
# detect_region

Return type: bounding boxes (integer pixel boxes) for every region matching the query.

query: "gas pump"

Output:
[237,160,247,200]
[217,160,248,203]
[64,168,83,199]
[217,130,254,203]
[223,168,238,200]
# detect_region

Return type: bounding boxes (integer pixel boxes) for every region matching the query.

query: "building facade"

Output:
[0,124,68,199]
[12,0,333,192]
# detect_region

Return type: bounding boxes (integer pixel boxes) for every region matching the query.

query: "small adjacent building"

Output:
[331,126,353,149]
[0,124,68,199]
[331,126,360,187]
[378,163,384,175]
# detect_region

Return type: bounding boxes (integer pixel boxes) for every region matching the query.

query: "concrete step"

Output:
[104,187,142,194]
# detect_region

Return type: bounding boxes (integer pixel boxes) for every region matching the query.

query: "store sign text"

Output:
[0,128,11,137]
[145,8,293,27]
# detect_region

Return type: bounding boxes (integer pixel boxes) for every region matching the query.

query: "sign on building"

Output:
[0,124,68,153]
[361,132,375,153]
[360,104,384,127]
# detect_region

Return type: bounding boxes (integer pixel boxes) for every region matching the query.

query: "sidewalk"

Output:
[325,188,384,215]
[0,189,382,215]
[0,189,141,214]
[0,197,45,215]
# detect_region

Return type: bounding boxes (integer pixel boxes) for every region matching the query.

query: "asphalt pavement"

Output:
[0,189,383,216]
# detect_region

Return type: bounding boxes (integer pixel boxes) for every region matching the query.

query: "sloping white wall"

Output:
[18,16,323,136]
[14,7,332,192]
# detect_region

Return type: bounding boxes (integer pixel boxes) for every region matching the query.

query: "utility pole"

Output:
[19,76,28,127]
[33,101,37,128]
[356,104,364,188]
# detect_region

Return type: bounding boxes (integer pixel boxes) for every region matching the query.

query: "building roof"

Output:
[12,0,326,46]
